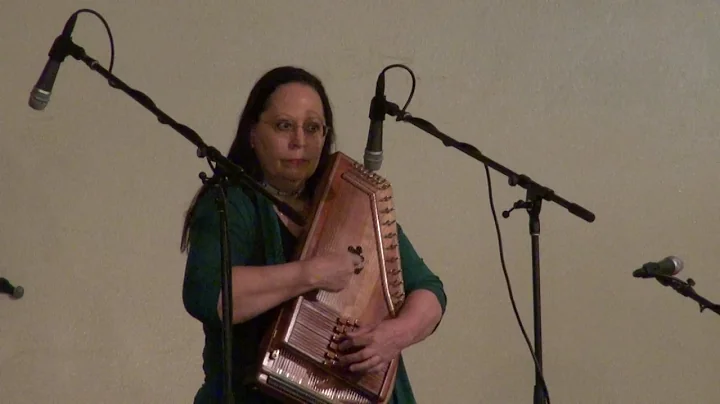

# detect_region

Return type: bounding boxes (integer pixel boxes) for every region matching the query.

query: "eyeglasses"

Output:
[260,118,330,140]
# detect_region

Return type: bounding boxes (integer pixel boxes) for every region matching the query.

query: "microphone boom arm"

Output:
[654,275,720,317]
[385,102,595,223]
[61,37,305,225]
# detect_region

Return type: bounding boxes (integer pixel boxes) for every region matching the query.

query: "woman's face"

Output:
[251,82,328,192]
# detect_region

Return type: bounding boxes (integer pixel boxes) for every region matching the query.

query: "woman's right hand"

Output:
[304,250,364,292]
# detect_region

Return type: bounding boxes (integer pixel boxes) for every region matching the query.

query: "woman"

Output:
[181,66,447,403]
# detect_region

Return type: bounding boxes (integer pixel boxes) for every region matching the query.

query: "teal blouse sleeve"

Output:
[396,223,448,316]
[182,187,259,328]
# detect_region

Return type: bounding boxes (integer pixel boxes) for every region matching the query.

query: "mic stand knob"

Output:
[0,277,24,299]
[502,199,533,218]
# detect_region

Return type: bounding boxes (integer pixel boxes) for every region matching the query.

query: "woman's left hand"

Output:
[336,319,408,375]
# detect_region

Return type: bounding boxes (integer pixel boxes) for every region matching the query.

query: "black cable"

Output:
[378,63,416,113]
[67,9,115,74]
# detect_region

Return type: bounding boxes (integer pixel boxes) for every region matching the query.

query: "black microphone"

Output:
[364,72,387,171]
[632,256,684,279]
[28,14,79,111]
[0,277,24,299]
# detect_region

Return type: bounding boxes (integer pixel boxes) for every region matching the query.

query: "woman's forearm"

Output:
[392,289,444,348]
[217,261,315,324]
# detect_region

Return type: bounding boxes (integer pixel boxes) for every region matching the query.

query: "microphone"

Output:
[28,14,79,111]
[364,72,387,171]
[0,277,24,299]
[632,256,684,279]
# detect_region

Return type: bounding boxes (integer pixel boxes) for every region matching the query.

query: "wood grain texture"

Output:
[255,152,406,404]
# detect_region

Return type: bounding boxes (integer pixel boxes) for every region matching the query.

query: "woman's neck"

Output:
[262,180,304,198]
[265,183,311,228]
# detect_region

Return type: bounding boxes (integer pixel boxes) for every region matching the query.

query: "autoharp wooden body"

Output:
[254,151,407,403]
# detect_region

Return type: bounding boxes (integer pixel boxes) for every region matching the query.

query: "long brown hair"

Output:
[180,66,336,252]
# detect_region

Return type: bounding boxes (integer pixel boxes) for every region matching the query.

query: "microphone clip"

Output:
[385,101,409,121]
[368,93,387,122]
[48,31,84,64]
[48,13,82,63]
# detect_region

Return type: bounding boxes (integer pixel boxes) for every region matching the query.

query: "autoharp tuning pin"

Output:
[381,207,395,214]
[380,195,392,202]
[384,232,397,239]
[383,219,396,226]
[387,243,398,250]
[385,256,399,263]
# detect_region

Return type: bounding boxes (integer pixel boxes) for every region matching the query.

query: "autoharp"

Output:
[254,151,407,403]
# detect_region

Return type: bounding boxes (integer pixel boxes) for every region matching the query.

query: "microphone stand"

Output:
[48,31,306,404]
[654,275,720,316]
[384,102,595,404]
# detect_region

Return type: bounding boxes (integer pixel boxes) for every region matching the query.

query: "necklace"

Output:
[262,181,304,198]
[264,182,309,226]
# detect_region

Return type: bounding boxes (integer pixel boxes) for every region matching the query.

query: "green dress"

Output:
[183,184,447,403]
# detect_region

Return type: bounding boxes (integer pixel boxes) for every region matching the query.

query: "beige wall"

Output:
[2,1,720,403]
